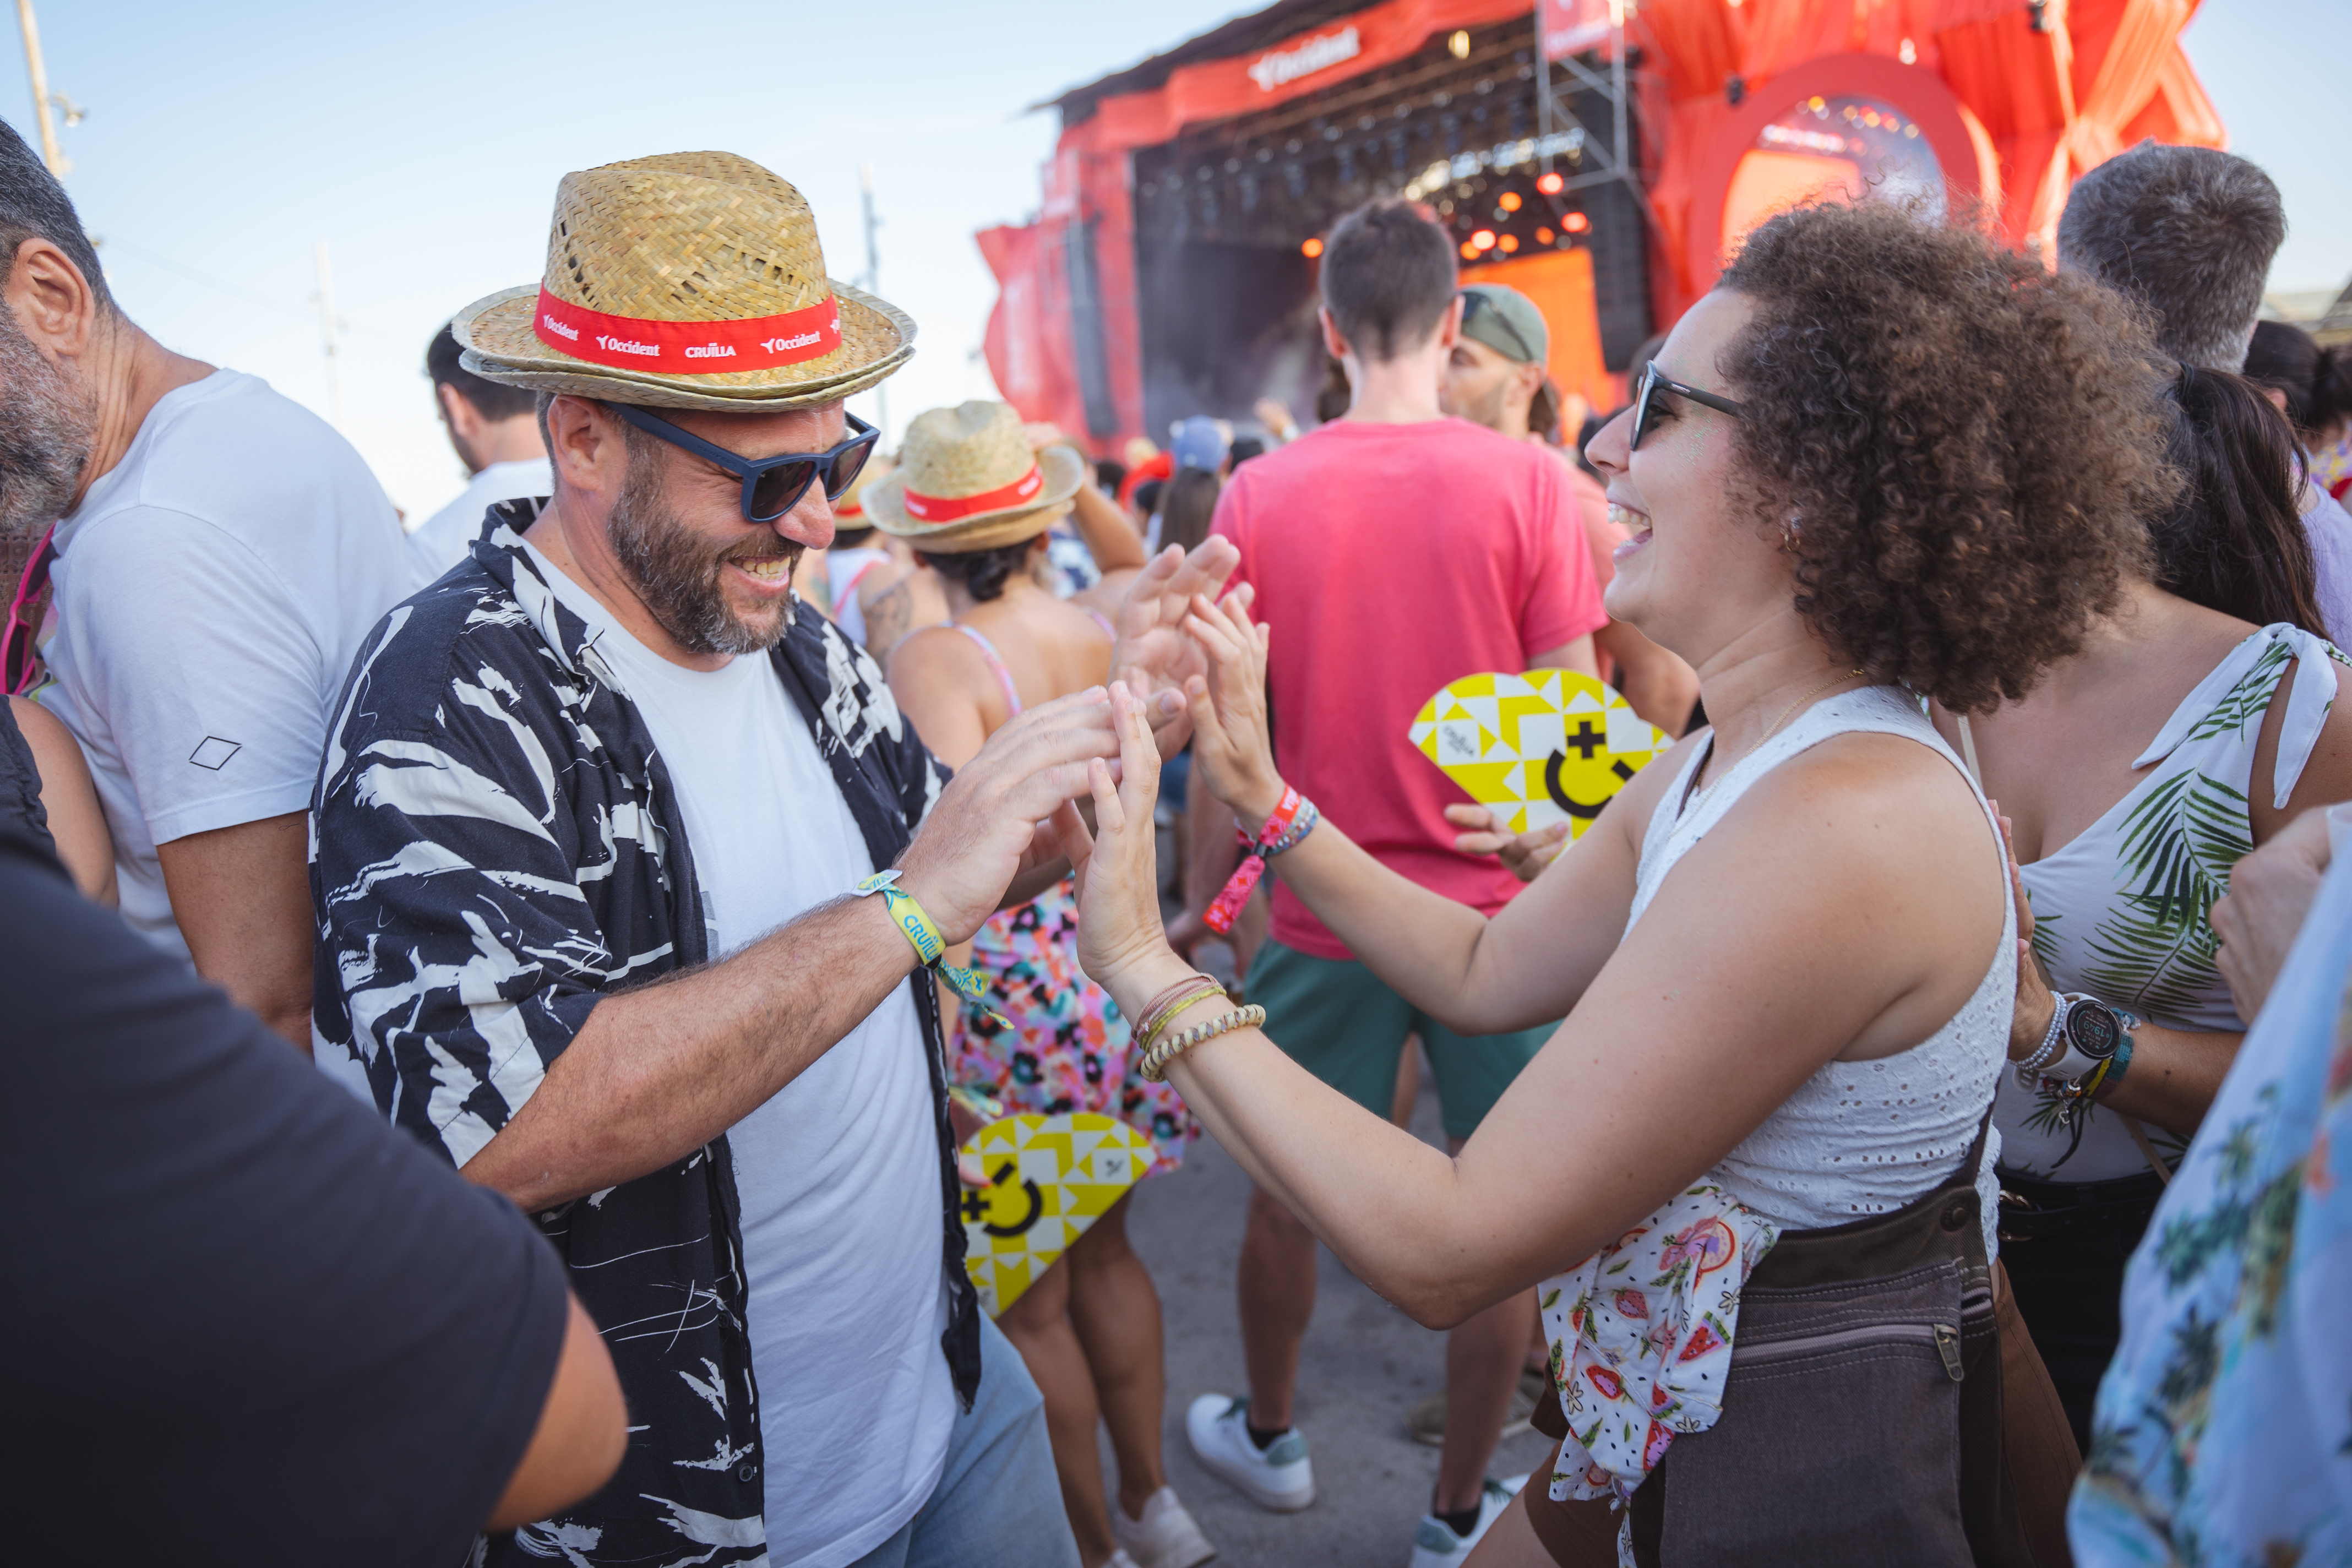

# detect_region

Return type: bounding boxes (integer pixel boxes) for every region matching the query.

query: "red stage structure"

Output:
[983,0,2224,453]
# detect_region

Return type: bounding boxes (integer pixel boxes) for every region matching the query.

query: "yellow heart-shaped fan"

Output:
[958,1113,1158,1316]
[1408,670,1670,839]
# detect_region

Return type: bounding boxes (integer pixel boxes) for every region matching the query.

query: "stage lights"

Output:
[1498,191,1522,212]
[1564,211,1590,233]
[1470,228,1496,252]
[1301,236,1324,258]
[1448,29,1470,58]
[1459,241,1478,259]
[1498,234,1520,253]
[1536,226,1554,244]
[1536,171,1564,195]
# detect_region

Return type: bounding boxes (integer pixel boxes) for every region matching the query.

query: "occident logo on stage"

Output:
[1247,25,1358,92]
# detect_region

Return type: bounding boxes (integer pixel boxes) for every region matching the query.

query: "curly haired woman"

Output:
[1052,202,2179,1567]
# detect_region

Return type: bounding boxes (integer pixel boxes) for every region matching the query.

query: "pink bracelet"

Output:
[1206,786,1304,934]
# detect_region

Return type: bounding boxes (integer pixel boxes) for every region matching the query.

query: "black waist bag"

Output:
[1533,1111,2032,1567]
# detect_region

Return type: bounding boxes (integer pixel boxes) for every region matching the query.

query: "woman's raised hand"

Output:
[1065,682,1188,1004]
[1183,588,1286,827]
[1994,804,2058,1060]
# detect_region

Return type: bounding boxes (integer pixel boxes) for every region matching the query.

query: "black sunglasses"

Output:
[612,404,878,524]
[1630,361,1746,450]
[1458,288,1539,363]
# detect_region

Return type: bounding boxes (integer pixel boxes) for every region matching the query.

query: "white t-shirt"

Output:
[405,455,553,591]
[40,369,407,957]
[529,546,956,1567]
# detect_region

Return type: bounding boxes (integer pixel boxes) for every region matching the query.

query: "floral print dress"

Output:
[2069,847,2352,1565]
[948,877,1199,1174]
[936,620,1197,1173]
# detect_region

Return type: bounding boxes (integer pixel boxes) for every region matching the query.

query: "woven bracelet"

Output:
[1205,787,1305,935]
[1141,1003,1267,1082]
[1131,976,1228,1059]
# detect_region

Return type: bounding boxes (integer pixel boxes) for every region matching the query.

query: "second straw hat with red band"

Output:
[451,150,914,412]
[864,402,1087,553]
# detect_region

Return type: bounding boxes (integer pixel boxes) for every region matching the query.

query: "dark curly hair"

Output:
[1717,201,2175,714]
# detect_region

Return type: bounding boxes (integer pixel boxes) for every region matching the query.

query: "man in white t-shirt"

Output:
[310,151,1231,1568]
[0,119,405,1044]
[406,322,553,589]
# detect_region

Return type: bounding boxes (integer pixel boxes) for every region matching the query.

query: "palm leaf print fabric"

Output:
[310,507,971,1567]
[2001,626,2346,1180]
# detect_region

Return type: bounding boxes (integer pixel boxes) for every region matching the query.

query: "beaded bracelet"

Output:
[1131,974,1229,1060]
[1206,786,1311,935]
[1260,798,1320,859]
[1141,1004,1267,1082]
[2013,993,2075,1088]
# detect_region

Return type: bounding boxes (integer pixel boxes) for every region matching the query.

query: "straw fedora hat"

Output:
[453,150,914,412]
[865,402,1088,553]
[830,453,895,526]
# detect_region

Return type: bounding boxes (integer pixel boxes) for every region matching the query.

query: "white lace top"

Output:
[1630,686,2014,1257]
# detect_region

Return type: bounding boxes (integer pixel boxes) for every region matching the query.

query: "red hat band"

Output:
[532,287,842,375]
[900,464,1046,524]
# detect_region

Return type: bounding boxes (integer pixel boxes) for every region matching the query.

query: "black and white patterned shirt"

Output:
[311,505,976,1566]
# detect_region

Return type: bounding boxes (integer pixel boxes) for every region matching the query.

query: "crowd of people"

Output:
[4,113,2350,1568]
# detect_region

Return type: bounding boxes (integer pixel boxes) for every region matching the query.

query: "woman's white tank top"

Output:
[1629,686,2015,1256]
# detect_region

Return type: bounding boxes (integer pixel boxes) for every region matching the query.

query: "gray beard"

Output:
[0,306,97,538]
[606,449,797,658]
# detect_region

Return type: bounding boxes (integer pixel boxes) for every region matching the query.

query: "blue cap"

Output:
[1170,416,1229,474]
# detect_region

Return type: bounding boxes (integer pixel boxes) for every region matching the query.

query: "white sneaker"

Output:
[1407,1478,1515,1567]
[1111,1484,1217,1568]
[1184,1393,1314,1512]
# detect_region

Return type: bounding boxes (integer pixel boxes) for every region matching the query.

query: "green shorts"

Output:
[1247,937,1558,1142]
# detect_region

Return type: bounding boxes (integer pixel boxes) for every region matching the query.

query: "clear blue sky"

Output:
[1,0,2337,522]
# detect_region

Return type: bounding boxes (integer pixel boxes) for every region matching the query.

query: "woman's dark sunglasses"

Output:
[1631,361,1746,450]
[612,404,878,524]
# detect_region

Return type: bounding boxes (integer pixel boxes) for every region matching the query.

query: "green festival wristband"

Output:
[854,870,1008,1027]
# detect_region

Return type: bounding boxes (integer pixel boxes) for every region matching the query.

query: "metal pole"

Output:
[1535,0,1553,175]
[859,162,886,447]
[314,241,344,432]
[14,0,62,177]
[1609,0,1636,197]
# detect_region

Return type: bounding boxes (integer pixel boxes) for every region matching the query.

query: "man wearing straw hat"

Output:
[309,151,1233,1568]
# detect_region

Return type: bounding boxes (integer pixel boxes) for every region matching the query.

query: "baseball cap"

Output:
[1170,415,1231,473]
[1458,284,1549,366]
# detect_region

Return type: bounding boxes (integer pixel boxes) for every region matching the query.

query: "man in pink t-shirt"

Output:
[1183,199,1605,1563]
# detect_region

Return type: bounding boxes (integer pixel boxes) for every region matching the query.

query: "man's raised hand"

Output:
[1110,538,1243,752]
[895,688,1117,943]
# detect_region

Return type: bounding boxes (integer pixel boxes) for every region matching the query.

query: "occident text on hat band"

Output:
[531,287,844,375]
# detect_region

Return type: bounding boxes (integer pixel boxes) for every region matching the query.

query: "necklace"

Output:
[1691,667,1868,799]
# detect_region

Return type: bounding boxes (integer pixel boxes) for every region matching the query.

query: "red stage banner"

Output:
[1088,0,1537,153]
[1540,0,1615,61]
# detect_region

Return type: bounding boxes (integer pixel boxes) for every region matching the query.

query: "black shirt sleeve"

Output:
[0,834,572,1568]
